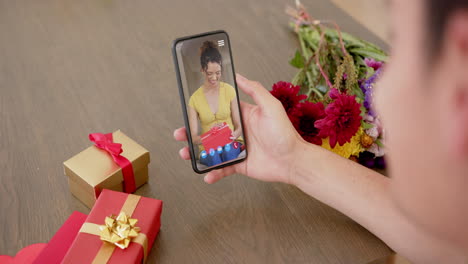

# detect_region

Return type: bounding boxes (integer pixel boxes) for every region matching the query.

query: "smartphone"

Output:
[172,30,248,174]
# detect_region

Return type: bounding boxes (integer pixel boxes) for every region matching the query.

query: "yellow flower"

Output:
[320,127,364,159]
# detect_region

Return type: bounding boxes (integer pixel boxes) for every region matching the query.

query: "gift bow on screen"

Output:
[89,133,136,193]
[210,123,227,135]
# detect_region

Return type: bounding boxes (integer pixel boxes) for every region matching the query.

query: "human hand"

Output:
[211,123,224,129]
[174,74,303,184]
[192,135,201,145]
[230,129,241,140]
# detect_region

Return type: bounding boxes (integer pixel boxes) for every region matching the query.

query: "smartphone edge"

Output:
[171,30,248,175]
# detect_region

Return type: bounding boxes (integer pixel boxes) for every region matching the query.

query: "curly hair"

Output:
[199,41,222,71]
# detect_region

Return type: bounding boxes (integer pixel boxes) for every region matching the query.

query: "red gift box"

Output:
[62,189,163,264]
[0,211,87,264]
[33,211,88,264]
[200,122,232,151]
[0,244,47,264]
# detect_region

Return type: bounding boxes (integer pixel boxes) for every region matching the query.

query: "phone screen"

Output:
[173,31,247,173]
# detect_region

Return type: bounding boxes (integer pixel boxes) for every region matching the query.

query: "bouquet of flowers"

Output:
[271,1,387,169]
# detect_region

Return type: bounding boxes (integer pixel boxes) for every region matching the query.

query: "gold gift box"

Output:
[63,130,150,208]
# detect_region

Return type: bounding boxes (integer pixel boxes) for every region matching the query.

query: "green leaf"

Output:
[375,139,384,148]
[359,105,367,118]
[366,67,375,78]
[289,50,305,69]
[350,82,364,100]
[354,55,366,67]
[361,121,374,130]
[349,48,388,62]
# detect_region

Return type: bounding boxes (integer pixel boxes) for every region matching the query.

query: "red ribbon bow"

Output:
[89,133,136,194]
[210,127,220,135]
[210,122,227,135]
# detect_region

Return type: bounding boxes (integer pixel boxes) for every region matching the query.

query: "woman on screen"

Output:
[188,41,243,156]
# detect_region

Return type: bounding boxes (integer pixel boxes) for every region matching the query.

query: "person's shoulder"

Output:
[221,82,235,90]
[189,86,204,106]
[221,82,236,95]
[191,86,204,98]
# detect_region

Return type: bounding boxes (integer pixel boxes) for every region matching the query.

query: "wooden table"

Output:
[0,0,391,263]
[331,0,389,43]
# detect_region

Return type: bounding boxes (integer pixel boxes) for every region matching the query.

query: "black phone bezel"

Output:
[172,30,248,174]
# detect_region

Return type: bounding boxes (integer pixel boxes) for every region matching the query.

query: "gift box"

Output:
[200,122,232,151]
[0,244,47,264]
[62,189,163,264]
[33,211,88,264]
[64,130,150,207]
[0,212,87,264]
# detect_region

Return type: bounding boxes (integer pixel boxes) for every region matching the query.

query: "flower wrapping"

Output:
[200,122,232,151]
[62,189,163,264]
[63,130,150,208]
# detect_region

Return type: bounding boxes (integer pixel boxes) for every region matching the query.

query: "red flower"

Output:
[290,102,326,145]
[315,89,362,148]
[271,81,307,113]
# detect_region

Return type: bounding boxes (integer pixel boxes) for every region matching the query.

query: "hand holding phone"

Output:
[173,74,300,184]
[172,30,248,173]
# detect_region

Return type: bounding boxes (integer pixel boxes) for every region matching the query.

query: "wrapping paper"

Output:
[201,123,232,151]
[33,211,88,264]
[62,190,163,264]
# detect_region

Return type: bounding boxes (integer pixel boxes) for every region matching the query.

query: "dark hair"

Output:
[200,41,222,71]
[427,0,468,54]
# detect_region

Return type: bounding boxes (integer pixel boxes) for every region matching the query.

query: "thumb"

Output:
[236,74,274,109]
[204,160,246,184]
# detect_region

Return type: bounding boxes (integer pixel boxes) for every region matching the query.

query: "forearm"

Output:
[192,135,201,144]
[290,140,463,263]
[233,127,242,137]
[189,125,201,144]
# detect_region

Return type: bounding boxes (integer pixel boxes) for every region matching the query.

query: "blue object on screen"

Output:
[204,148,222,166]
[222,142,241,162]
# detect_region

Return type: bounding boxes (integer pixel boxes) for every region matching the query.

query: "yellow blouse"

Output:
[189,82,237,135]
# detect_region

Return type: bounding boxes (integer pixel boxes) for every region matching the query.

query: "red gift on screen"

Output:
[200,122,232,150]
[61,189,163,264]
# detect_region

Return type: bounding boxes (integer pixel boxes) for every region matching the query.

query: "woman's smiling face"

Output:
[203,62,222,87]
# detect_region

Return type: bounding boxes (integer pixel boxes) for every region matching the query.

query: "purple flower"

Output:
[375,156,386,169]
[360,68,383,117]
[364,58,383,71]
[358,151,375,168]
[358,151,386,169]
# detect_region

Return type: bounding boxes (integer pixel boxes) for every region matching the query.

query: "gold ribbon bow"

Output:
[79,194,149,264]
[99,212,141,249]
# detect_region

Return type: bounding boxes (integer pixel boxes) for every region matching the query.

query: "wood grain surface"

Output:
[330,0,389,42]
[0,0,391,263]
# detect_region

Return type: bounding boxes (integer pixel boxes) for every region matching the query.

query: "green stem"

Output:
[305,70,323,99]
[298,31,311,61]
[291,69,303,86]
[309,87,324,99]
